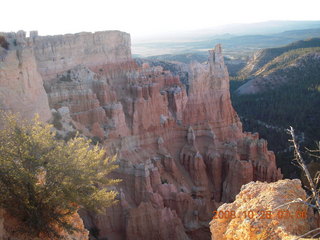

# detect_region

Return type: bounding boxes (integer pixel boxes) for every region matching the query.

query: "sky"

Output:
[1,0,320,41]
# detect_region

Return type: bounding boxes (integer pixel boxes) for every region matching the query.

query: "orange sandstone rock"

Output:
[210,179,313,240]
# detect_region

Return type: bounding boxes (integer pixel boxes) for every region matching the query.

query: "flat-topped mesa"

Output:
[31,30,132,81]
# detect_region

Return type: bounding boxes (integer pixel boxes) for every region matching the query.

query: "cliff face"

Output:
[32,31,131,81]
[0,31,282,240]
[0,31,51,121]
[210,179,313,240]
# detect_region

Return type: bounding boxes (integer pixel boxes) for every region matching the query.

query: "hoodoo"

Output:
[0,30,282,239]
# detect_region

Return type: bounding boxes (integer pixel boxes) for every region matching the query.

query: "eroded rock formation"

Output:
[0,31,50,121]
[32,30,131,81]
[210,179,314,240]
[0,31,283,240]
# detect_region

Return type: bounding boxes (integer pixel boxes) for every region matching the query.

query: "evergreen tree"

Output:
[0,112,120,238]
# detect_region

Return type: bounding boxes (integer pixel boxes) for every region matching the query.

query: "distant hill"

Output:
[133,27,320,57]
[134,29,320,80]
[239,38,320,76]
[133,20,320,43]
[146,52,208,64]
[236,45,320,94]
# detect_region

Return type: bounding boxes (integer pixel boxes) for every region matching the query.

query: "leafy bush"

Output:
[0,113,120,238]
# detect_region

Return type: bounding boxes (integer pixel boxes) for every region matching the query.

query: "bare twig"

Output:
[306,141,320,159]
[274,198,318,210]
[311,230,320,238]
[293,228,320,240]
[274,128,320,240]
[288,126,320,213]
[315,171,320,185]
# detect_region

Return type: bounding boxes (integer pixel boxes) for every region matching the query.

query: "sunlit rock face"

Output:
[0,30,282,240]
[210,179,313,240]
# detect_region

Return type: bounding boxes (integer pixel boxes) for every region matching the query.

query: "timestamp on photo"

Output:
[212,209,307,220]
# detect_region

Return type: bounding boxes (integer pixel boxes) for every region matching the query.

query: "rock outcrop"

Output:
[210,179,314,240]
[126,202,190,240]
[32,31,131,81]
[0,31,283,240]
[0,31,51,121]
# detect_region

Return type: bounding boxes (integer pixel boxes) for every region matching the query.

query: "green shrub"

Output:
[0,113,120,238]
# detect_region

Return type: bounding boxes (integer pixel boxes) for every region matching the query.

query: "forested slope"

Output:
[231,41,320,177]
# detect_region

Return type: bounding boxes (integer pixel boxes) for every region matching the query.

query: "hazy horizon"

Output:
[1,0,320,42]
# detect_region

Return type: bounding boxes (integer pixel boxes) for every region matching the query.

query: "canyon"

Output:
[0,30,283,239]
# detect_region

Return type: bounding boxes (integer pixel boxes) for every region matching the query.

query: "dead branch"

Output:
[288,126,320,213]
[274,198,318,210]
[293,227,320,240]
